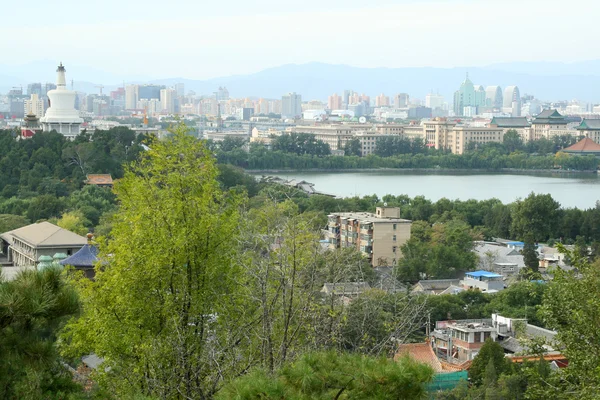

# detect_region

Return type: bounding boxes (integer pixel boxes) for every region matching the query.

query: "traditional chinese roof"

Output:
[59,244,99,268]
[85,174,113,186]
[396,342,466,372]
[577,119,600,131]
[396,343,444,372]
[563,137,600,153]
[490,117,530,128]
[532,109,567,125]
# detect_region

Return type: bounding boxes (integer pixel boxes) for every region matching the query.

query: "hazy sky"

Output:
[3,0,598,79]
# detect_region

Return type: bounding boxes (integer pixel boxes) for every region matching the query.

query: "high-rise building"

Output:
[40,63,83,139]
[257,98,269,114]
[485,86,503,109]
[24,94,44,118]
[138,85,163,100]
[160,88,176,113]
[503,86,521,117]
[425,93,445,110]
[453,74,486,116]
[27,83,42,96]
[269,100,281,114]
[42,83,56,97]
[375,93,390,107]
[328,93,342,110]
[174,83,185,97]
[281,92,302,119]
[343,90,354,107]
[394,93,409,108]
[125,85,139,110]
[215,87,229,101]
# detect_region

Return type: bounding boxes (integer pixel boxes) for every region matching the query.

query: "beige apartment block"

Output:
[449,127,504,154]
[326,207,411,267]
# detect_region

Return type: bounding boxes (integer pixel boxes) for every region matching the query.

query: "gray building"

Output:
[281,92,302,119]
[138,84,164,100]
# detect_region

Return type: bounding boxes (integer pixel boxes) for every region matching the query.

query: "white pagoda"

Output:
[40,62,83,139]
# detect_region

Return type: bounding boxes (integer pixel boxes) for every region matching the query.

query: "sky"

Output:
[2,0,598,80]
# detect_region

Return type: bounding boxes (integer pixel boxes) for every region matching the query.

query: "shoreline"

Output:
[246,167,599,175]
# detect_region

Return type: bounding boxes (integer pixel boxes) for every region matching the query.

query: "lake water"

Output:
[253,171,600,209]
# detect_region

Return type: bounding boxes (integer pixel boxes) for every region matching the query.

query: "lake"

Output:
[252,170,600,209]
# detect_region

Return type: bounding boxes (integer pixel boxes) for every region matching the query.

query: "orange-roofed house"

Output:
[85,174,114,188]
[562,137,600,157]
[396,342,468,392]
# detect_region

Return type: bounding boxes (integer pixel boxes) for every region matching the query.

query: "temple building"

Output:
[40,62,83,139]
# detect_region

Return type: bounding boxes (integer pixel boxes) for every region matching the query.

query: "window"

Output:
[393,246,397,253]
[393,235,397,242]
[393,224,397,230]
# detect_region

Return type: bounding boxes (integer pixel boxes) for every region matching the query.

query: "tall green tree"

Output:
[502,129,523,153]
[61,126,249,399]
[468,339,511,386]
[540,246,600,399]
[0,267,81,399]
[522,236,540,273]
[510,193,560,241]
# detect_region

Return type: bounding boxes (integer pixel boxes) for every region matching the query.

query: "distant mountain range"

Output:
[1,60,599,102]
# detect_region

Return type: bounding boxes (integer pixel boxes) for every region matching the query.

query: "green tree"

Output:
[502,129,523,153]
[0,267,81,399]
[0,214,29,233]
[540,246,600,398]
[522,237,540,273]
[343,138,362,156]
[469,339,511,386]
[52,210,90,236]
[61,125,248,399]
[215,351,434,400]
[510,193,560,241]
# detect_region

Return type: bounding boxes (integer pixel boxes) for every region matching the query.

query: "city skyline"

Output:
[2,0,599,80]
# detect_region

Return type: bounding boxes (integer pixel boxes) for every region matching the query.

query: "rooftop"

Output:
[577,119,600,130]
[465,270,503,278]
[489,117,530,128]
[563,137,600,153]
[331,211,410,223]
[59,244,99,268]
[1,222,87,248]
[86,174,113,186]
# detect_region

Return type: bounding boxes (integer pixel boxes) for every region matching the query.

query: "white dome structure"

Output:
[40,63,83,138]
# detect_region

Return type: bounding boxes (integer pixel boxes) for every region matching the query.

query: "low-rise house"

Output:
[0,222,87,267]
[461,270,504,292]
[473,242,524,276]
[431,314,560,363]
[321,282,370,297]
[412,279,461,295]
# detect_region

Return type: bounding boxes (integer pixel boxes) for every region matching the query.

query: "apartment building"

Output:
[326,207,411,267]
[449,127,504,155]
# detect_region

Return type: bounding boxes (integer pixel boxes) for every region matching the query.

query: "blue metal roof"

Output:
[466,270,503,278]
[59,244,98,268]
[506,241,524,245]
